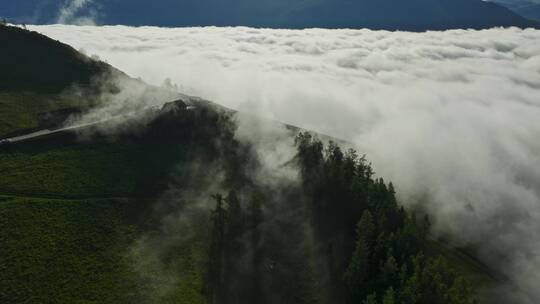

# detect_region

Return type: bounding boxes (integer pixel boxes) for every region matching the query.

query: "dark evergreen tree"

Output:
[247,193,264,303]
[383,287,396,304]
[344,210,375,300]
[226,190,244,241]
[294,133,477,304]
[201,132,477,304]
[207,194,227,304]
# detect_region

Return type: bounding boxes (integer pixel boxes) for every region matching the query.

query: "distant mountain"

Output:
[1,0,539,30]
[517,4,540,21]
[490,0,536,10]
[491,0,540,21]
[271,0,540,30]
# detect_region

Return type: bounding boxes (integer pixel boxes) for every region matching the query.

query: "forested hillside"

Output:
[0,101,490,303]
[202,131,482,304]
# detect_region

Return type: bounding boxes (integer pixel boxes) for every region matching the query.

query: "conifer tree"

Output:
[363,293,378,304]
[226,190,244,240]
[208,194,227,304]
[344,210,375,298]
[383,287,396,304]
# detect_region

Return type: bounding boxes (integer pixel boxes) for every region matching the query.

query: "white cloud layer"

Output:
[30,25,540,303]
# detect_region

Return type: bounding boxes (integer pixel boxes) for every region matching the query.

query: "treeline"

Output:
[206,191,264,304]
[296,132,477,304]
[205,131,477,304]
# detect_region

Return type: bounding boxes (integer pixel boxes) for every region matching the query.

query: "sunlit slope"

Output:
[0,138,175,198]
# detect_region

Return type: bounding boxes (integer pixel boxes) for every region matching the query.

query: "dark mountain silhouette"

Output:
[1,0,539,30]
[0,24,114,93]
[272,0,540,30]
[515,4,540,21]
[518,4,540,21]
[492,0,540,21]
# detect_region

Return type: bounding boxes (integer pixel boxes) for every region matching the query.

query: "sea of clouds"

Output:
[30,25,540,302]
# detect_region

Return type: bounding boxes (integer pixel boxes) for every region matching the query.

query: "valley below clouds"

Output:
[31,25,540,303]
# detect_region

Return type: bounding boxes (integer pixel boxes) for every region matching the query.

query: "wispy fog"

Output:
[56,0,98,25]
[31,25,540,303]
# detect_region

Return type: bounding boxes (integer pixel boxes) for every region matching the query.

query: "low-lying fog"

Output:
[31,25,540,303]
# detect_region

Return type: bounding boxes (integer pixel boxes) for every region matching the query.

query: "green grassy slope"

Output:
[0,137,177,198]
[0,135,210,303]
[0,142,136,197]
[0,194,210,304]
[0,92,65,137]
[0,102,232,303]
[0,91,101,138]
[0,196,142,303]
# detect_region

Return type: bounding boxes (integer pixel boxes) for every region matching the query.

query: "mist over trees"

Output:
[202,128,477,304]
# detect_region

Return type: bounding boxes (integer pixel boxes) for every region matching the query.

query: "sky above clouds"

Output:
[56,0,97,25]
[30,25,540,303]
[5,0,538,29]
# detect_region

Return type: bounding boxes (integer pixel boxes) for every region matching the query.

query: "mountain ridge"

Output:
[490,0,540,20]
[1,0,539,31]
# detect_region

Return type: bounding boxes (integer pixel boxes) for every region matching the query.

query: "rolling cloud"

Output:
[30,25,540,303]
